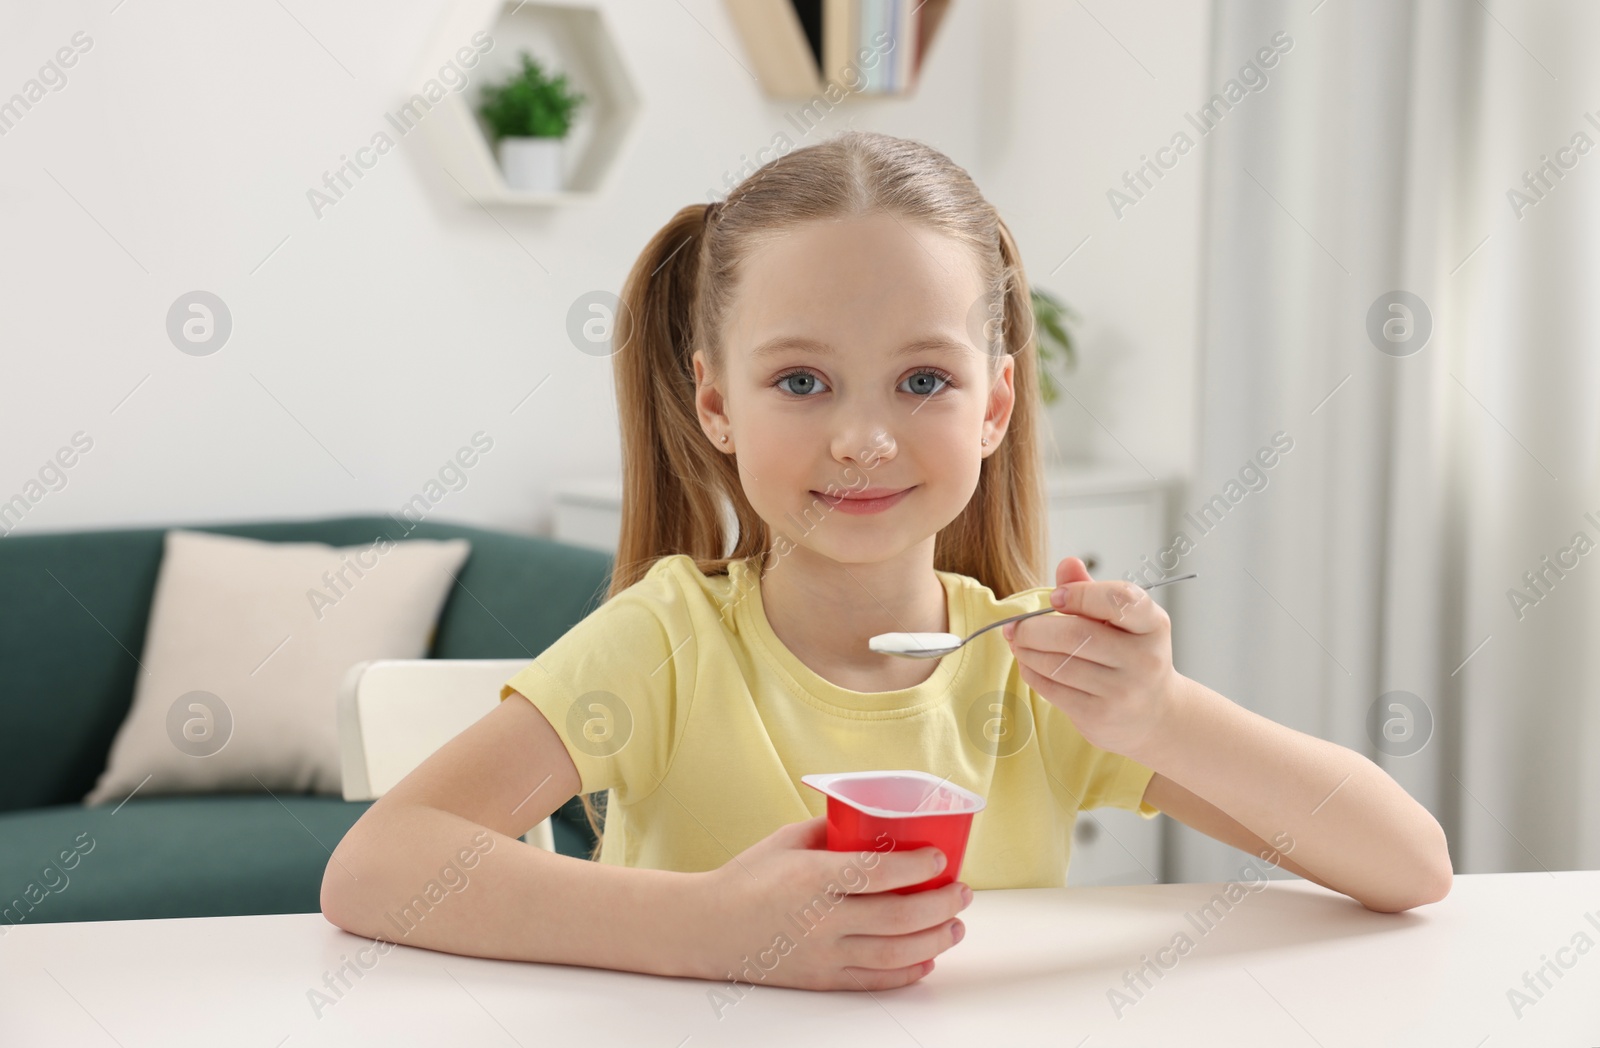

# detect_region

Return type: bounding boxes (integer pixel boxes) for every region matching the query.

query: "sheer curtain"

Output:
[1167,0,1599,883]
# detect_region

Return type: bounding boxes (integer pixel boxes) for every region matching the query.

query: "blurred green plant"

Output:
[1030,286,1079,405]
[478,51,586,139]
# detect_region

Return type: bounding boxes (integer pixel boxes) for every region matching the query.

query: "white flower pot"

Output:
[496,136,564,193]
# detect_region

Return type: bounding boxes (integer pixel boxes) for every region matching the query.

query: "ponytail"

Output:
[933,214,1048,595]
[607,202,773,600]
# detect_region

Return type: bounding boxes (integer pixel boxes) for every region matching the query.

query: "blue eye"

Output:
[774,369,828,396]
[900,369,954,396]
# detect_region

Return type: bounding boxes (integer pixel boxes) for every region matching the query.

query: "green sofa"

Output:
[0,515,611,926]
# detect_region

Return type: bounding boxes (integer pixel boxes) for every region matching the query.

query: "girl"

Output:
[322,130,1451,993]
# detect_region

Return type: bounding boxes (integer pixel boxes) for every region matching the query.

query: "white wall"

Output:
[980,0,1208,480]
[0,0,1208,538]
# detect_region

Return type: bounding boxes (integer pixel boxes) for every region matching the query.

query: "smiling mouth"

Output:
[811,486,914,505]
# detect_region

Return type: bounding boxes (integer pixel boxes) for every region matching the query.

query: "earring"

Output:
[981,437,989,446]
[721,435,729,444]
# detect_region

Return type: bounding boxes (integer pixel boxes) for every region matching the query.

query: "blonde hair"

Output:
[575,130,1048,856]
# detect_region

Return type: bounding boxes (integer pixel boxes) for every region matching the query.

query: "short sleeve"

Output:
[498,581,693,807]
[1036,699,1161,819]
[1084,749,1161,818]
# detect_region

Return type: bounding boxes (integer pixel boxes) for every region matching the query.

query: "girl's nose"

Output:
[835,427,896,466]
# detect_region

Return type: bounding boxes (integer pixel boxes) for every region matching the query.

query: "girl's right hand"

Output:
[691,815,972,991]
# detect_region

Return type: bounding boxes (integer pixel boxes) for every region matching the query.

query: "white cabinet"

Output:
[550,477,629,553]
[552,462,1178,886]
[1041,462,1175,887]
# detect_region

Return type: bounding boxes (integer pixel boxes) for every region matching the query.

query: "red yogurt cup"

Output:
[801,770,987,894]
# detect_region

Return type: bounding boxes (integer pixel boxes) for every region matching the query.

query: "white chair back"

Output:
[337,658,555,851]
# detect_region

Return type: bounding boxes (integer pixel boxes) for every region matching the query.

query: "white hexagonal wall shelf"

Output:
[414,1,640,205]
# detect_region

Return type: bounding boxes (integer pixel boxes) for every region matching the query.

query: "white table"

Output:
[4,872,1597,1046]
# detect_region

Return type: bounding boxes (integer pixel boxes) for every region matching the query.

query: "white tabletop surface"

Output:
[3,871,1597,1046]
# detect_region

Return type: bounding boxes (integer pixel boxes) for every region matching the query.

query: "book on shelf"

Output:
[897,0,917,89]
[724,0,821,97]
[822,0,853,90]
[859,0,888,92]
[726,0,947,97]
[792,0,824,73]
[912,0,947,81]
[861,0,916,93]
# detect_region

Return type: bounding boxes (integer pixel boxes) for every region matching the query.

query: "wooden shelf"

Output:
[415,1,641,206]
[724,0,951,100]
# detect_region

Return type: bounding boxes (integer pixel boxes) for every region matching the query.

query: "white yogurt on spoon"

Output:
[868,631,964,656]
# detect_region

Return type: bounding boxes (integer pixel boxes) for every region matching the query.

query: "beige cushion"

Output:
[83,529,470,804]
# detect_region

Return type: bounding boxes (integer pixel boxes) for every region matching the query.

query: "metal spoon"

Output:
[869,572,1199,660]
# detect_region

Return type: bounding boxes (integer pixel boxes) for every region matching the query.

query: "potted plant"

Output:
[1029,287,1079,405]
[478,51,587,193]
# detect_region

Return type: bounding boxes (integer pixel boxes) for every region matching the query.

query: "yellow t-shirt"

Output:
[499,553,1159,890]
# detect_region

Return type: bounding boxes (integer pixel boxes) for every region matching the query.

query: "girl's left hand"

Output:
[1002,556,1182,762]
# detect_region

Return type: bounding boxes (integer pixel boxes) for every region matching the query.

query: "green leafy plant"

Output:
[1029,286,1080,405]
[478,51,587,139]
